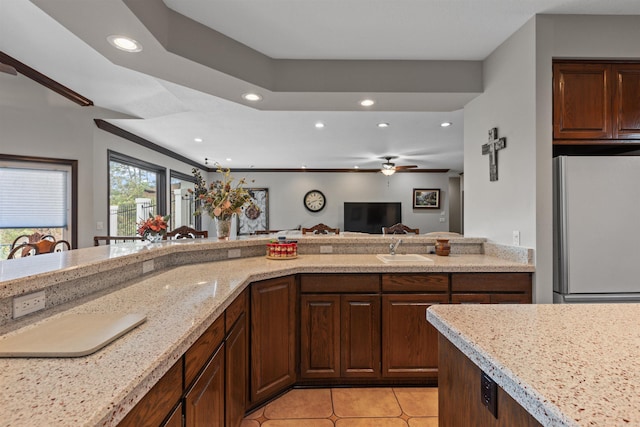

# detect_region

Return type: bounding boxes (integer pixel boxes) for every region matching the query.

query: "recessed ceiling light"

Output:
[315,122,325,129]
[194,137,203,143]
[377,122,389,128]
[360,99,375,107]
[441,122,452,127]
[242,93,262,102]
[354,166,360,169]
[107,35,142,52]
[226,158,232,162]
[301,165,307,169]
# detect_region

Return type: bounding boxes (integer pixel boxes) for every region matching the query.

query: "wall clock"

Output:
[304,190,326,212]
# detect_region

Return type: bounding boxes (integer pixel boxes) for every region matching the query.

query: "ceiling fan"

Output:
[380,156,417,176]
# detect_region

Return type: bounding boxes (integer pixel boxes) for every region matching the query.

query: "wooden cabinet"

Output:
[438,334,542,427]
[162,402,183,427]
[225,292,248,427]
[341,294,381,378]
[613,64,640,139]
[553,61,640,142]
[300,294,341,378]
[451,273,532,304]
[382,293,447,379]
[381,274,449,381]
[119,359,183,427]
[250,276,297,405]
[299,274,381,381]
[184,343,225,427]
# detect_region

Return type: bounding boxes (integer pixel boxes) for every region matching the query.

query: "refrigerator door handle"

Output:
[554,156,570,295]
[560,293,640,303]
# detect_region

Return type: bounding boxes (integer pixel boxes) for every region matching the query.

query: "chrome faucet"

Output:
[389,238,402,255]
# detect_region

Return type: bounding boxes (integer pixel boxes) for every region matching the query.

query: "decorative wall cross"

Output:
[481,127,506,182]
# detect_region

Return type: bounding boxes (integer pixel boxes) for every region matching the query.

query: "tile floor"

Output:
[242,387,438,427]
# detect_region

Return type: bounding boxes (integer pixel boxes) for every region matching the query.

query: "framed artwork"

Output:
[413,188,440,209]
[239,188,269,234]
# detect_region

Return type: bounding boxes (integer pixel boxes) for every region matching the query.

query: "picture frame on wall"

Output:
[413,188,440,209]
[239,188,269,234]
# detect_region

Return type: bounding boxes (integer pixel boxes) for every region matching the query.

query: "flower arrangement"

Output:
[190,166,256,220]
[137,213,170,240]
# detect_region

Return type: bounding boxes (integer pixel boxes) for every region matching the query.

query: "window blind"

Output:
[0,167,68,228]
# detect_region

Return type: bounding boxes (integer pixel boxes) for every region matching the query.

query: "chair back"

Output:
[164,226,208,240]
[382,223,420,234]
[302,223,340,235]
[7,239,71,259]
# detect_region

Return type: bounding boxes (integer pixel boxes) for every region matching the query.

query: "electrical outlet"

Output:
[13,291,46,318]
[228,249,241,258]
[439,217,446,222]
[512,230,520,246]
[320,245,333,254]
[96,221,104,230]
[142,260,154,274]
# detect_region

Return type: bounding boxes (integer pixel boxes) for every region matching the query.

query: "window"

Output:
[108,151,166,236]
[170,170,201,230]
[0,155,77,258]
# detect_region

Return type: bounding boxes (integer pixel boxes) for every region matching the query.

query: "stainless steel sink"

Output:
[376,254,433,263]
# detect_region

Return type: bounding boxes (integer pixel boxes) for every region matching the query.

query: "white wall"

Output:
[463,19,537,247]
[237,171,452,233]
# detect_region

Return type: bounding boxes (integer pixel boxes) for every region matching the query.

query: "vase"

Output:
[146,232,163,243]
[215,217,232,240]
[435,238,450,256]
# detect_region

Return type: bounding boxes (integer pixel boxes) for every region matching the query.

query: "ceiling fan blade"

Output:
[0,62,18,75]
[395,165,418,170]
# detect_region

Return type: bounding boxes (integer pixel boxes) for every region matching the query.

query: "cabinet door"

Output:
[382,294,448,378]
[185,344,225,427]
[300,294,341,379]
[613,64,640,139]
[250,276,297,404]
[553,62,612,140]
[341,294,381,378]
[225,312,247,427]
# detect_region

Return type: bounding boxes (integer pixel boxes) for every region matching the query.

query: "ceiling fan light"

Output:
[381,168,396,176]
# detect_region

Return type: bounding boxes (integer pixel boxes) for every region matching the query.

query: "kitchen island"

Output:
[0,237,533,426]
[427,304,640,427]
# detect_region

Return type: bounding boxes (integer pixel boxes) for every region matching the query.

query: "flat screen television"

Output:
[344,202,402,234]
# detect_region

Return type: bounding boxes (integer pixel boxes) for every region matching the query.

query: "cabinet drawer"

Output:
[185,315,225,388]
[451,273,531,293]
[225,288,248,334]
[300,274,380,293]
[382,274,449,292]
[118,359,183,427]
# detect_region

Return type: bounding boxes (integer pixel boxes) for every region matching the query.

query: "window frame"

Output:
[107,150,167,235]
[0,154,78,249]
[170,169,201,230]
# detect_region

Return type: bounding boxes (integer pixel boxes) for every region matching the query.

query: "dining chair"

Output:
[164,226,208,239]
[301,223,340,235]
[382,223,420,234]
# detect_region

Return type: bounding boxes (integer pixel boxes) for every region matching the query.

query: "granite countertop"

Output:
[0,247,533,426]
[427,304,640,427]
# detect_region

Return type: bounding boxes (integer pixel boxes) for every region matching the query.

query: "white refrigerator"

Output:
[553,155,640,303]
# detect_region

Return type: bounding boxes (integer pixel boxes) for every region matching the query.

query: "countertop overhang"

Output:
[427,303,640,427]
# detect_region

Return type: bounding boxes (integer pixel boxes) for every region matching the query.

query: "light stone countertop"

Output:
[0,252,533,426]
[427,304,640,427]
